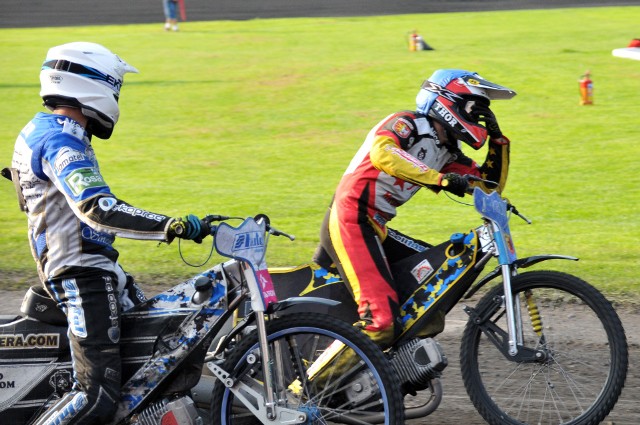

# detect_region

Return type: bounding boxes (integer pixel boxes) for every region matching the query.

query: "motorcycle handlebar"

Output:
[203,214,296,241]
[439,175,531,223]
[440,174,499,196]
[465,174,498,189]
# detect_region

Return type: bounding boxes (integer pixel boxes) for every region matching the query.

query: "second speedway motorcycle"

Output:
[268,186,629,425]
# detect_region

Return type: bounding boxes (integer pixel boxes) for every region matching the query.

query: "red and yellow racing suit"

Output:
[317,111,509,346]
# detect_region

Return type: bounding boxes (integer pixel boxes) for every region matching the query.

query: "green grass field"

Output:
[1,7,638,300]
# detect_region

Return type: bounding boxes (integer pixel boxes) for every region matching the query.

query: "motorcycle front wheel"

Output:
[210,312,404,424]
[460,270,628,425]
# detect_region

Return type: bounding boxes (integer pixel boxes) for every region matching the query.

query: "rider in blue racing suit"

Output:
[8,42,209,425]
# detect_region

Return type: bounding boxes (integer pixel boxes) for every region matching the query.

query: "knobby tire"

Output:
[460,270,628,425]
[210,312,404,424]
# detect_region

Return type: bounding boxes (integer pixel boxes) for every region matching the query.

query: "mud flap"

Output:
[269,264,358,323]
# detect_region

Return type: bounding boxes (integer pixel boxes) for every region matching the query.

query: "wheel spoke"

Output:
[210,312,403,424]
[460,271,627,425]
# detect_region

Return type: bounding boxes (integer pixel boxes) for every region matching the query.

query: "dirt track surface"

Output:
[0,283,638,424]
[406,303,639,425]
[3,1,639,423]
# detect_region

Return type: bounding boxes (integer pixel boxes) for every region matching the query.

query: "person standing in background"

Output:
[163,0,179,31]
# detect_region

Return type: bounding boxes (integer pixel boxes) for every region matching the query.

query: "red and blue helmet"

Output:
[416,69,516,149]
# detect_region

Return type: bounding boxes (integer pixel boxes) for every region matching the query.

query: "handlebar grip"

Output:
[254,213,271,227]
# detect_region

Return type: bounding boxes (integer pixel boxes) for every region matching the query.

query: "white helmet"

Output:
[40,42,139,139]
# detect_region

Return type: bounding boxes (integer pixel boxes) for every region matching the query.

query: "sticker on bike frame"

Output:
[411,259,435,284]
[256,268,278,306]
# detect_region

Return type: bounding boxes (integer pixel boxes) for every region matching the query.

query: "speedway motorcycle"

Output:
[0,215,404,424]
[268,185,629,425]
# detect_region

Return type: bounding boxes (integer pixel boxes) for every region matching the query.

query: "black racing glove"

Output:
[169,214,211,243]
[441,173,469,197]
[471,104,502,138]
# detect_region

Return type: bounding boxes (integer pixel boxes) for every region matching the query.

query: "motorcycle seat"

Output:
[20,285,67,326]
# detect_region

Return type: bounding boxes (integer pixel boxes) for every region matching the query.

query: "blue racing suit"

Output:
[11,112,177,424]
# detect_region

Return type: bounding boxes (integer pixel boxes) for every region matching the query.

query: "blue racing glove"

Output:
[169,214,211,243]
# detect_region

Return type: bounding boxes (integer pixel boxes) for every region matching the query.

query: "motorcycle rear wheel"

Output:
[210,312,404,424]
[460,270,628,425]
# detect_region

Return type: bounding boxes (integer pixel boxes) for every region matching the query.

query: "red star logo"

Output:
[393,178,414,191]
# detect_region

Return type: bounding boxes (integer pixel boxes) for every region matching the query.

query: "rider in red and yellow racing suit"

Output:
[315,69,516,346]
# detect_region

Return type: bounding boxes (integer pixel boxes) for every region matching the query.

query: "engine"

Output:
[390,337,448,394]
[129,396,202,425]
